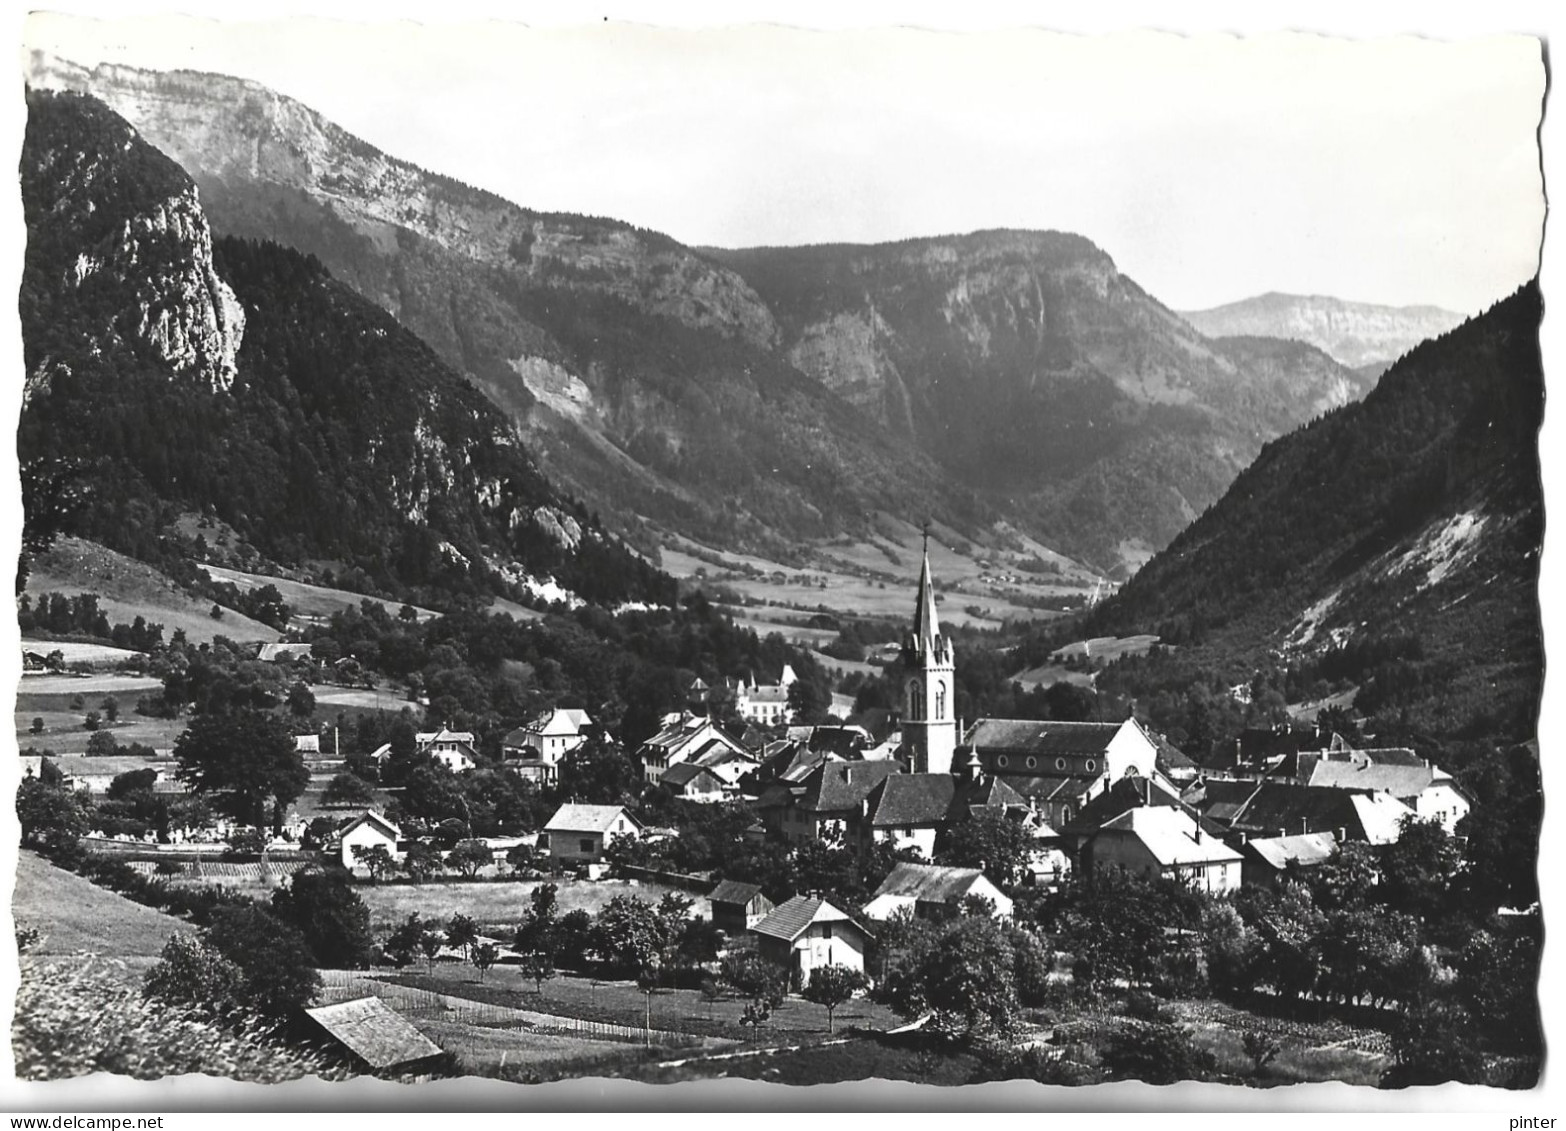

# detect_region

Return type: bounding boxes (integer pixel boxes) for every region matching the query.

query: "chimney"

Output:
[1334,826,1346,841]
[1237,831,1248,846]
[1301,817,1309,835]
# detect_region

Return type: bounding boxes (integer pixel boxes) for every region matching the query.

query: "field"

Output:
[660,514,1101,634]
[12,850,185,974]
[16,679,185,755]
[354,877,692,932]
[25,537,280,645]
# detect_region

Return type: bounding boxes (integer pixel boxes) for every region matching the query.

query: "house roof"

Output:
[660,762,723,789]
[867,774,956,827]
[50,755,174,778]
[255,642,314,662]
[800,760,902,814]
[1063,775,1185,834]
[544,804,636,834]
[1152,733,1198,771]
[869,862,993,904]
[750,895,859,942]
[341,811,401,840]
[303,997,443,1069]
[983,774,1098,804]
[740,684,790,704]
[1243,832,1340,872]
[1227,782,1413,843]
[1302,759,1438,799]
[965,718,1124,756]
[708,879,765,906]
[1095,807,1243,867]
[417,728,475,745]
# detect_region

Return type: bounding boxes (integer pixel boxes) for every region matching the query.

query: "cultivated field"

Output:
[15,681,186,755]
[354,877,694,932]
[25,537,280,645]
[12,851,185,973]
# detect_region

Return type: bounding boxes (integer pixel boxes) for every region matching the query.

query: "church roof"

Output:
[965,719,1124,756]
[912,549,941,645]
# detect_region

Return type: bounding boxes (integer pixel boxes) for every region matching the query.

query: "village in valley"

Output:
[8,15,1547,1102]
[14,537,1536,1088]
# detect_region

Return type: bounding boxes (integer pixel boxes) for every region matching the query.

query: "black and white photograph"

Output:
[2,1,1555,1111]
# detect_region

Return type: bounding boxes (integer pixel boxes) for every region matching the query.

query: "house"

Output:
[707,879,776,934]
[416,727,477,773]
[1200,781,1414,845]
[735,665,798,726]
[340,811,402,872]
[638,713,753,786]
[861,774,956,857]
[1082,806,1243,893]
[756,759,902,846]
[1151,732,1201,785]
[255,642,314,664]
[302,997,444,1074]
[294,734,321,754]
[657,762,728,803]
[501,708,592,784]
[1238,831,1341,889]
[541,803,641,864]
[962,717,1164,827]
[1293,748,1472,834]
[749,895,872,989]
[862,862,1014,922]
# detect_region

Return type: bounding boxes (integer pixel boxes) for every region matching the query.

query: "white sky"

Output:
[18,5,1547,314]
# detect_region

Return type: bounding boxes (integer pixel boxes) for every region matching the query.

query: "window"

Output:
[1055,757,1067,771]
[579,838,595,854]
[997,755,1010,769]
[935,682,947,718]
[1085,759,1097,773]
[1026,756,1037,770]
[908,681,924,718]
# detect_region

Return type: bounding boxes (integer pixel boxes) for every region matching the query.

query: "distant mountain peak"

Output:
[1179,291,1468,369]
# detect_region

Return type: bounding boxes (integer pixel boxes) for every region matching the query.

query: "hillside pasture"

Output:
[25,537,280,645]
[15,683,186,755]
[13,850,186,974]
[200,565,438,625]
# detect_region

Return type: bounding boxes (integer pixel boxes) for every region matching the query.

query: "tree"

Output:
[101,696,120,723]
[938,810,1035,887]
[401,841,443,883]
[16,777,89,852]
[384,913,428,968]
[201,905,321,1020]
[173,708,307,833]
[29,717,44,735]
[1381,1002,1485,1087]
[84,730,118,757]
[142,933,247,1021]
[518,950,557,995]
[447,840,494,880]
[554,909,594,969]
[1242,1032,1280,1077]
[322,772,375,808]
[591,895,670,978]
[351,844,395,883]
[720,949,787,1015]
[226,828,267,858]
[506,842,540,876]
[787,678,833,725]
[1101,1022,1217,1084]
[83,711,100,732]
[445,913,480,963]
[286,682,316,719]
[107,768,158,800]
[472,941,500,982]
[270,871,373,969]
[1377,816,1461,921]
[802,964,867,1033]
[418,928,445,973]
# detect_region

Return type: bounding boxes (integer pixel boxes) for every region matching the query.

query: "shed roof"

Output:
[341,811,401,840]
[869,862,991,903]
[708,879,765,905]
[303,997,443,1069]
[544,803,636,834]
[750,895,860,942]
[1244,832,1340,871]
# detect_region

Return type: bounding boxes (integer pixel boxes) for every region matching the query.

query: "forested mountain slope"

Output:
[19,89,672,608]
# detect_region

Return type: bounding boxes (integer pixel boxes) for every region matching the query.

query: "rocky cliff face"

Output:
[1178,292,1466,370]
[21,89,244,400]
[19,89,674,606]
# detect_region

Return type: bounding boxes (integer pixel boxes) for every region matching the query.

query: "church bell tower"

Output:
[901,529,957,775]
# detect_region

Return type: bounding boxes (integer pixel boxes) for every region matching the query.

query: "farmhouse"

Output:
[416,727,477,773]
[657,761,728,803]
[541,803,641,864]
[862,862,1013,922]
[1082,806,1243,893]
[339,811,402,872]
[707,878,775,933]
[501,708,592,784]
[749,894,872,989]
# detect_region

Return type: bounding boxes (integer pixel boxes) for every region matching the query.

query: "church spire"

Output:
[912,524,941,646]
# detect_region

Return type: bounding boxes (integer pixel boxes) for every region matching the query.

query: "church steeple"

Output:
[901,523,957,775]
